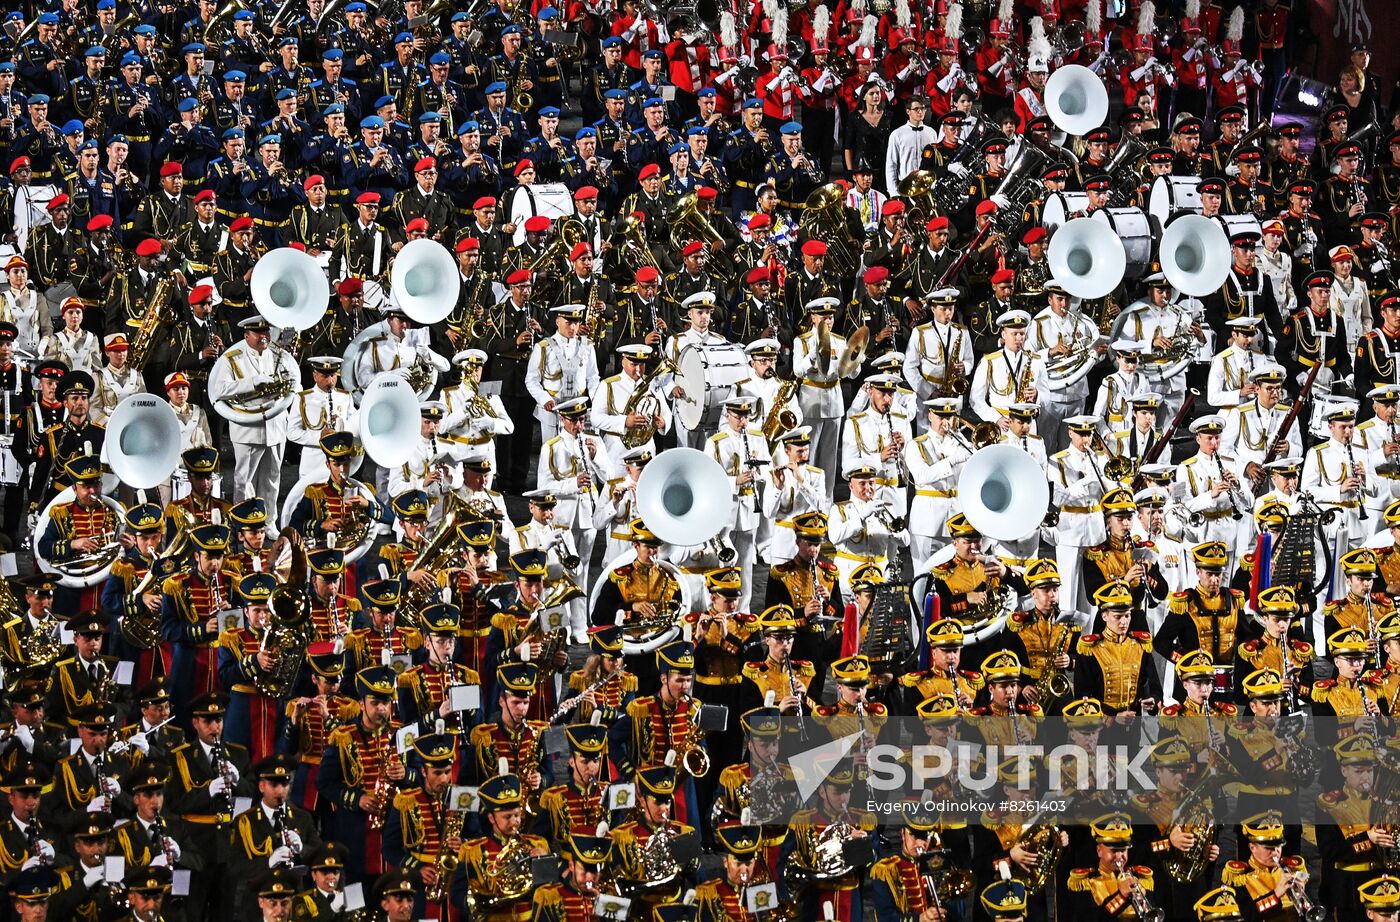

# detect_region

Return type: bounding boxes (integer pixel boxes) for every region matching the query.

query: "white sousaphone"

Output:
[1159,214,1232,297]
[343,239,459,405]
[37,394,182,587]
[589,448,725,653]
[1045,64,1110,138]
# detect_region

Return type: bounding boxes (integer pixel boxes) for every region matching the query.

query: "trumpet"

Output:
[872,502,906,533]
[1115,857,1165,922]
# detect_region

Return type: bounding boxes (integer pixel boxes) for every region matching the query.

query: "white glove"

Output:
[715,65,739,86]
[739,53,753,67]
[128,732,150,756]
[14,724,33,753]
[897,63,914,82]
[1224,63,1242,81]
[286,830,304,854]
[948,162,969,177]
[164,837,182,862]
[20,856,43,871]
[208,776,229,797]
[149,853,169,868]
[103,778,122,798]
[223,762,240,784]
[1130,63,1151,82]
[330,892,346,912]
[82,864,105,886]
[35,840,54,862]
[87,795,109,813]
[268,846,294,868]
[988,57,1005,76]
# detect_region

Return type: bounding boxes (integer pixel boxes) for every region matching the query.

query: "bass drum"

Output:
[588,550,694,655]
[32,489,127,588]
[1043,191,1091,229]
[279,471,381,563]
[672,343,750,430]
[1215,213,1264,243]
[1093,207,1156,279]
[1148,175,1202,226]
[508,182,577,246]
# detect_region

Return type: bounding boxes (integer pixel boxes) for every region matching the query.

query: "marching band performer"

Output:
[387,402,464,522]
[1027,284,1104,454]
[708,396,767,611]
[160,524,234,727]
[1048,416,1112,614]
[208,316,302,504]
[534,724,610,847]
[539,396,614,634]
[1176,416,1250,563]
[530,831,611,921]
[440,350,514,479]
[828,465,910,596]
[793,298,857,499]
[1304,402,1379,554]
[380,731,463,916]
[1091,343,1150,434]
[216,573,285,763]
[969,311,1047,437]
[285,357,357,480]
[905,398,974,569]
[590,343,672,464]
[763,427,827,565]
[526,304,601,445]
[451,771,550,920]
[841,374,913,519]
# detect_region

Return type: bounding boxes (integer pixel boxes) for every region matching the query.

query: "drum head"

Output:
[1093,207,1155,278]
[1043,191,1089,229]
[1148,175,1202,225]
[674,346,709,430]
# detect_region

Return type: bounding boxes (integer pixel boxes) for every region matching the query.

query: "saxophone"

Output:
[424,801,465,904]
[1016,352,1035,400]
[1032,605,1072,702]
[943,330,969,396]
[761,377,800,443]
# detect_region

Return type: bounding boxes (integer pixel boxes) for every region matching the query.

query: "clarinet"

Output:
[1347,441,1370,521]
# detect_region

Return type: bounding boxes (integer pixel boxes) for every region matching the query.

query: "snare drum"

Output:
[673,342,749,430]
[1148,175,1202,225]
[1093,207,1155,278]
[1043,191,1091,229]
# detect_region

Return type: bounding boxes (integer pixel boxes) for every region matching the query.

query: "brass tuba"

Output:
[620,356,676,449]
[1013,822,1064,892]
[257,530,313,698]
[666,193,738,281]
[398,510,467,627]
[615,213,660,272]
[798,183,862,275]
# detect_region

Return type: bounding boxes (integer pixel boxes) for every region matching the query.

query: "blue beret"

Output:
[177,97,199,112]
[182,43,205,54]
[644,97,663,108]
[643,49,663,60]
[601,37,621,49]
[500,24,520,36]
[360,115,385,129]
[394,31,412,43]
[696,88,716,98]
[345,1,366,10]
[77,140,98,151]
[575,127,597,140]
[429,52,450,65]
[5,10,21,19]
[373,95,394,109]
[321,48,343,60]
[668,142,686,155]
[539,105,560,117]
[274,87,295,101]
[94,0,114,9]
[260,133,281,145]
[231,10,253,20]
[781,121,802,135]
[321,103,345,115]
[278,36,298,46]
[686,125,707,136]
[61,120,83,135]
[25,94,48,106]
[108,133,129,145]
[222,127,245,139]
[603,88,626,100]
[119,52,141,66]
[0,63,14,74]
[223,70,246,82]
[742,98,762,110]
[537,6,558,18]
[485,81,507,95]
[35,12,57,24]
[417,112,440,123]
[458,120,480,134]
[133,23,157,34]
[84,46,104,57]
[450,11,468,21]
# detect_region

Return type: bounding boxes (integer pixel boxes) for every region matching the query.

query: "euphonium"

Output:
[399,511,466,626]
[620,356,676,449]
[1013,822,1064,893]
[125,275,177,371]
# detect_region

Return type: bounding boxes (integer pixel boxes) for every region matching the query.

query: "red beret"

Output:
[473,196,497,209]
[746,266,770,285]
[863,266,889,285]
[45,193,68,211]
[523,215,551,233]
[355,191,381,205]
[135,238,163,257]
[682,240,705,257]
[926,216,950,232]
[569,242,592,260]
[975,200,998,217]
[193,189,215,203]
[801,240,828,257]
[880,200,905,217]
[991,268,1016,285]
[573,185,598,201]
[455,237,480,253]
[229,216,254,233]
[288,242,306,251]
[336,277,363,296]
[414,156,436,172]
[513,158,534,177]
[159,161,183,178]
[506,268,532,285]
[405,217,429,233]
[747,213,771,229]
[638,163,661,180]
[1022,226,1047,245]
[188,284,214,305]
[8,156,28,174]
[303,174,325,190]
[86,215,113,232]
[696,186,718,200]
[634,266,661,283]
